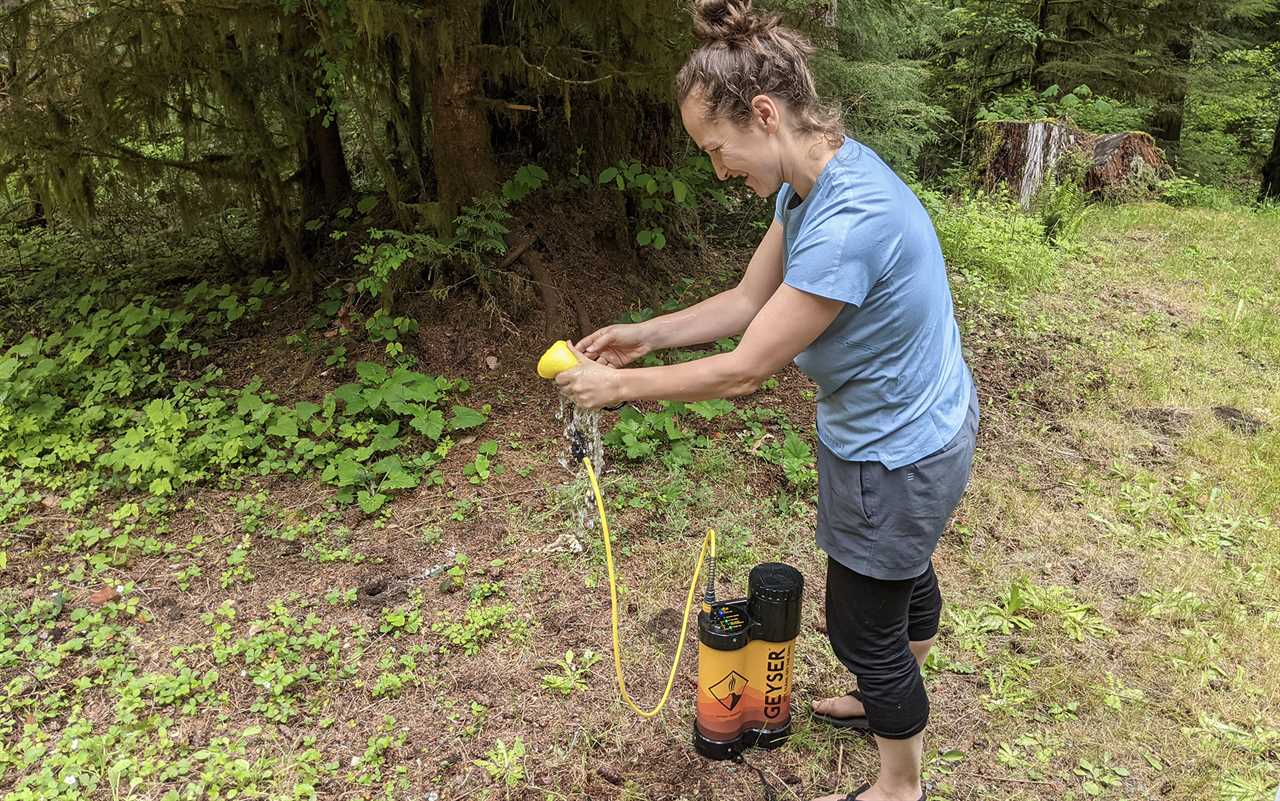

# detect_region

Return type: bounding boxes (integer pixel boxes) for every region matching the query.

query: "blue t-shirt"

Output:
[776,137,973,470]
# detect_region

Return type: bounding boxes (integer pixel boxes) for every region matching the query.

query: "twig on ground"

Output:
[955,771,1055,786]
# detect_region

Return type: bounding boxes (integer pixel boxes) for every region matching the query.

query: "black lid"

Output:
[747,563,803,642]
[748,563,804,603]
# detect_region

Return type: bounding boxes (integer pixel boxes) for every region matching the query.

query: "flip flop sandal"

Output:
[845,782,927,801]
[811,689,871,730]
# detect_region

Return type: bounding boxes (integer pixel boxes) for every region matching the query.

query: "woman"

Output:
[555,2,977,800]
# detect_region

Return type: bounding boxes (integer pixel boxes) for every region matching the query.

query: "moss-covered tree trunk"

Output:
[430,0,498,230]
[283,14,351,231]
[19,174,46,229]
[383,33,430,202]
[1030,0,1051,86]
[7,9,45,228]
[216,34,313,296]
[1261,109,1280,202]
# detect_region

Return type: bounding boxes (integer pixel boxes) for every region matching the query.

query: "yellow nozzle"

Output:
[537,340,579,379]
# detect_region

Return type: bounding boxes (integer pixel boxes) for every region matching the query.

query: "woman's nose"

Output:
[714,162,728,181]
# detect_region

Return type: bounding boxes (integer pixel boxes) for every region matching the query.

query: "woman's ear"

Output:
[751,94,778,133]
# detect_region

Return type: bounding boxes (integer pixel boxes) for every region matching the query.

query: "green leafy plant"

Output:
[977,84,1149,133]
[926,190,1065,320]
[370,650,418,698]
[1100,672,1145,710]
[445,552,469,592]
[597,157,728,250]
[1159,177,1237,209]
[474,737,526,791]
[431,598,525,655]
[347,164,542,312]
[1031,150,1090,243]
[502,163,548,203]
[463,440,500,484]
[604,402,711,467]
[541,649,602,695]
[219,534,254,588]
[1074,753,1131,796]
[379,594,424,636]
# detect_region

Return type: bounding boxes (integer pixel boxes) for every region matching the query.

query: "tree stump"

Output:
[975,120,1170,207]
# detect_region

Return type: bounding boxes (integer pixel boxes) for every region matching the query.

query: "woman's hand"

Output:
[577,323,654,368]
[555,341,626,410]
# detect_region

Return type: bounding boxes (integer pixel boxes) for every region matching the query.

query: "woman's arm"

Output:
[556,282,842,408]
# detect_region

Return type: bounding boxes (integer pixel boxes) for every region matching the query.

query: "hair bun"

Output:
[692,0,776,44]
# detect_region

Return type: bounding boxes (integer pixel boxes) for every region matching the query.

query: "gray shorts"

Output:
[816,389,979,580]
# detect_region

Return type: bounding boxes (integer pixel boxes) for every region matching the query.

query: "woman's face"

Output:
[680,94,782,198]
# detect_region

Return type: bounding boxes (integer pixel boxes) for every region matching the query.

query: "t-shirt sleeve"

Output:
[781,201,893,308]
[773,185,788,222]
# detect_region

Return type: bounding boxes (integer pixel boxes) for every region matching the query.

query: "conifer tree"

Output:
[930,0,1277,160]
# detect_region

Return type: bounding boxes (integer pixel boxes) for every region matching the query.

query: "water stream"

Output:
[557,398,605,533]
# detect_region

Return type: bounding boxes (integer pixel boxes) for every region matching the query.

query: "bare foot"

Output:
[811,691,866,719]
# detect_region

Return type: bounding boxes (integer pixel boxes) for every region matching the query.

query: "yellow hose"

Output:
[583,456,714,718]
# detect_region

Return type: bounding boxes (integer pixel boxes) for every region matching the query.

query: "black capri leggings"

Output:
[825,556,942,739]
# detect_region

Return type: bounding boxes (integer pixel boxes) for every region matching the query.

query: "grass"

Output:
[0,201,1277,800]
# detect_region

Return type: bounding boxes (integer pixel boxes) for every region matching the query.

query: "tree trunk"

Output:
[1261,109,1280,202]
[430,0,499,231]
[1030,0,1051,87]
[300,111,352,221]
[1150,37,1192,163]
[384,35,408,187]
[8,10,43,228]
[408,42,430,196]
[220,33,314,295]
[18,171,45,229]
[383,33,428,201]
[976,121,1169,203]
[285,15,351,227]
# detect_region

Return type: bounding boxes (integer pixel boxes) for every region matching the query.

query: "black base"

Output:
[692,721,792,761]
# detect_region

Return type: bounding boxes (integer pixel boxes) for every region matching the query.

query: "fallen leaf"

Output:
[597,766,623,786]
[485,356,498,370]
[90,586,120,605]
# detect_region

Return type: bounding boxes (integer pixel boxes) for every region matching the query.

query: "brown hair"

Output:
[675,0,844,146]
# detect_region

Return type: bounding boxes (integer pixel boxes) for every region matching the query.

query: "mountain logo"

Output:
[709,671,750,712]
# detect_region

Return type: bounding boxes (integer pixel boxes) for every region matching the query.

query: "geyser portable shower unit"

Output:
[694,561,804,759]
[538,341,804,760]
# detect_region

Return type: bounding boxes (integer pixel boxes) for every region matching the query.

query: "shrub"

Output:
[928,191,1065,318]
[1158,177,1239,209]
[934,193,1061,290]
[977,84,1149,133]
